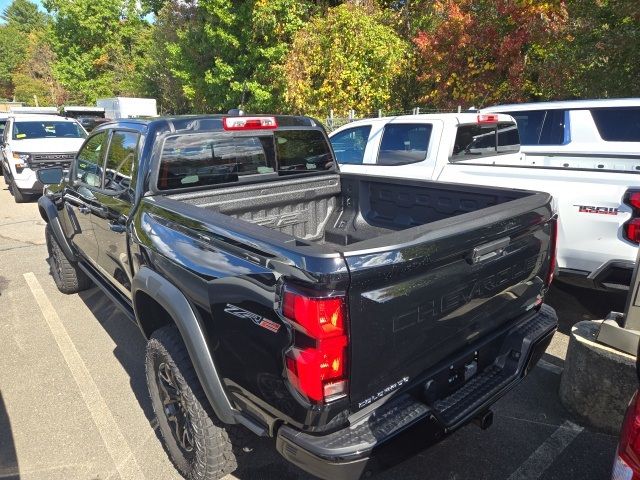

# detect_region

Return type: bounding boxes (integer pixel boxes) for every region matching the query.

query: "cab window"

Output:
[451,122,520,161]
[330,125,371,165]
[75,132,107,187]
[377,124,432,165]
[104,131,139,196]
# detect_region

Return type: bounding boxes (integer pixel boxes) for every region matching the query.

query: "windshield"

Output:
[12,120,86,140]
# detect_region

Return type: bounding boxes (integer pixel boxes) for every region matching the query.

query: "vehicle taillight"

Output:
[612,391,640,480]
[283,291,345,338]
[222,116,277,130]
[477,114,499,124]
[624,190,640,244]
[282,289,348,403]
[545,217,558,286]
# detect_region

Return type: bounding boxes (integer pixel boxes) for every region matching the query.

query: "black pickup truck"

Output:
[37,114,558,480]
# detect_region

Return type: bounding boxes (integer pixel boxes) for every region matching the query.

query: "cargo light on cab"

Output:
[477,114,500,124]
[223,116,278,131]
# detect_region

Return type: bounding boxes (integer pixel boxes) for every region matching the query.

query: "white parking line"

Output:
[23,272,144,480]
[507,420,583,480]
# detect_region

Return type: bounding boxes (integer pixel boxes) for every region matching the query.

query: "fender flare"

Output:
[38,195,78,262]
[132,266,237,425]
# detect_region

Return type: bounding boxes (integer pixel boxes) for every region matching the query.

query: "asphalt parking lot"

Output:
[0,182,628,480]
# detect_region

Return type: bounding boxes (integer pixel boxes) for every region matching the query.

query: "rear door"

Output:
[342,185,554,408]
[91,129,140,297]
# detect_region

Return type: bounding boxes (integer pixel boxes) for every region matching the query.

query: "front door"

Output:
[91,130,140,297]
[63,131,108,264]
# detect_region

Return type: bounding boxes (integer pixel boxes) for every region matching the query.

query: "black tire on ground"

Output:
[10,181,30,203]
[45,225,92,294]
[146,326,250,480]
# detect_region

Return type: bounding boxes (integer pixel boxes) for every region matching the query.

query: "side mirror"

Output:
[36,167,64,185]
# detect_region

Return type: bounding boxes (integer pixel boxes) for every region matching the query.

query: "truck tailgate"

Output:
[343,193,554,408]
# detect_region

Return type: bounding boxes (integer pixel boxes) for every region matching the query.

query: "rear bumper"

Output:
[276,304,558,480]
[558,260,634,292]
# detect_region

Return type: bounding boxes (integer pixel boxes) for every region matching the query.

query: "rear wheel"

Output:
[146,326,248,480]
[46,225,92,294]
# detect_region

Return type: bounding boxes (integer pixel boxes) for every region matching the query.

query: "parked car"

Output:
[330,111,639,291]
[37,114,558,480]
[1,114,87,202]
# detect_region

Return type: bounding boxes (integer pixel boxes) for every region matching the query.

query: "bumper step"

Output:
[434,304,557,427]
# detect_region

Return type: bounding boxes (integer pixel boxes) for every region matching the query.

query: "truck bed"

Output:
[166,173,531,250]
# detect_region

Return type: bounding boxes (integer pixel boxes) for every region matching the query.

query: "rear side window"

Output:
[330,125,371,165]
[591,108,640,142]
[509,110,545,145]
[158,129,333,190]
[503,110,567,145]
[451,122,520,161]
[377,123,432,165]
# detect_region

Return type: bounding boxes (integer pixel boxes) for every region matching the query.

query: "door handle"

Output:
[109,223,126,233]
[78,205,91,214]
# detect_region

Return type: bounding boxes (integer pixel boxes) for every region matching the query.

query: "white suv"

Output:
[2,114,87,202]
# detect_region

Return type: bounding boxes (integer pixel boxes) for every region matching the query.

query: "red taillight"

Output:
[626,219,640,244]
[222,116,277,130]
[628,192,640,211]
[477,114,499,124]
[625,190,640,245]
[613,391,640,480]
[282,289,348,403]
[283,291,345,338]
[545,217,558,286]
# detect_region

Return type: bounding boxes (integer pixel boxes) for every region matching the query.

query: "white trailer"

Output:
[96,97,157,119]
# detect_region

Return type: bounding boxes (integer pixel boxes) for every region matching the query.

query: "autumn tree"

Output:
[284,3,409,117]
[412,0,568,109]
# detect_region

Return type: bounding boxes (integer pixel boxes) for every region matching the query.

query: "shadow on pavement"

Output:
[546,281,626,335]
[0,391,19,479]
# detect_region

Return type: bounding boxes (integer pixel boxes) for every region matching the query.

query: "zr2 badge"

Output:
[224,304,282,334]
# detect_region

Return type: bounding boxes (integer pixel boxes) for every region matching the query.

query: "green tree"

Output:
[12,29,68,106]
[283,3,409,117]
[44,0,151,103]
[2,0,48,32]
[0,0,49,99]
[539,0,640,99]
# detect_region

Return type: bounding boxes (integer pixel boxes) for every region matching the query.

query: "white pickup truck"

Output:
[1,114,87,202]
[330,112,638,291]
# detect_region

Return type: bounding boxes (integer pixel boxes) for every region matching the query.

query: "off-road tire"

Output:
[10,181,30,203]
[146,326,249,480]
[45,225,92,294]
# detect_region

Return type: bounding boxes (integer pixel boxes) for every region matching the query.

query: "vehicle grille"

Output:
[31,153,75,163]
[29,153,75,169]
